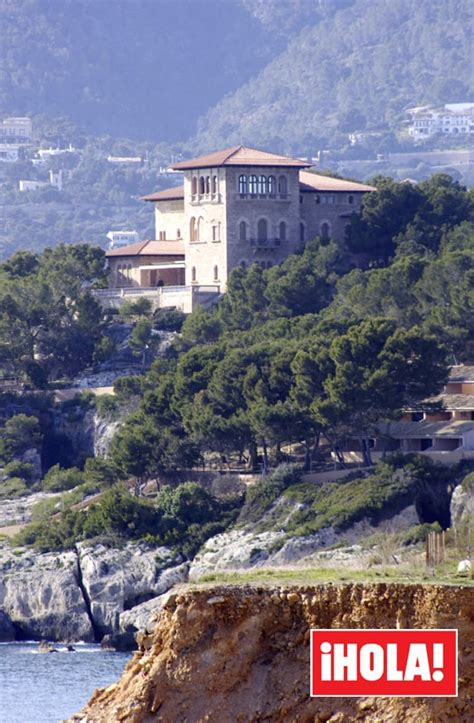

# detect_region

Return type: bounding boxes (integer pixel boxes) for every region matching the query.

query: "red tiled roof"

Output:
[299,171,375,193]
[170,145,312,170]
[142,185,184,202]
[106,240,184,257]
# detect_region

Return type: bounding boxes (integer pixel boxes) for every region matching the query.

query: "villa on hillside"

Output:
[339,365,474,466]
[96,145,374,312]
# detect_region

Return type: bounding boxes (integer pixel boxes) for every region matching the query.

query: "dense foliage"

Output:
[0,244,108,385]
[196,0,474,152]
[16,482,240,555]
[108,174,472,477]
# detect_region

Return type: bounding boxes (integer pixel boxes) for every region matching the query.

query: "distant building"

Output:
[0,144,22,162]
[107,155,142,165]
[106,230,140,249]
[0,117,32,143]
[37,144,77,160]
[95,145,374,313]
[406,103,474,141]
[19,180,48,192]
[339,365,474,465]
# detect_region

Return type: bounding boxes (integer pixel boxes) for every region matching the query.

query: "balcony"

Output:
[249,237,281,248]
[190,192,222,205]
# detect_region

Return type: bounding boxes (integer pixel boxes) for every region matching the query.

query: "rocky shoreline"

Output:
[0,541,188,647]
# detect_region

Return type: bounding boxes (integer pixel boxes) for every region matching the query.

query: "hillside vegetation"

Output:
[2,173,472,555]
[1,0,472,149]
[195,0,474,152]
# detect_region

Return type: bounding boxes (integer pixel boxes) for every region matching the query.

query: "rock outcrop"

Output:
[69,583,474,723]
[0,548,93,641]
[0,542,188,643]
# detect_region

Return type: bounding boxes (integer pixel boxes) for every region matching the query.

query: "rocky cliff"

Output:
[70,583,473,723]
[0,542,188,643]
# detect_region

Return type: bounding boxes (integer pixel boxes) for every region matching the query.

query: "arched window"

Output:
[257,218,268,241]
[278,176,288,196]
[213,265,219,281]
[238,174,247,195]
[348,194,354,204]
[127,264,132,285]
[205,176,210,194]
[279,221,286,242]
[239,220,247,241]
[240,260,247,270]
[197,216,204,241]
[117,264,122,285]
[300,222,305,243]
[199,176,205,194]
[257,175,267,195]
[320,222,330,240]
[191,266,197,282]
[212,175,218,194]
[177,228,181,239]
[249,175,258,195]
[300,194,303,203]
[315,195,320,204]
[192,177,197,195]
[268,176,276,196]
[190,217,197,242]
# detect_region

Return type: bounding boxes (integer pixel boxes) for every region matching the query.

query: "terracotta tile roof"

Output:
[142,185,184,202]
[299,170,375,193]
[106,240,184,257]
[170,145,312,170]
[449,365,474,382]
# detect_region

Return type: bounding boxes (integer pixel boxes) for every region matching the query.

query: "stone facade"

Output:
[108,146,375,297]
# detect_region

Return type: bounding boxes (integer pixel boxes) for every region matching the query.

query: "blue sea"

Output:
[0,642,131,723]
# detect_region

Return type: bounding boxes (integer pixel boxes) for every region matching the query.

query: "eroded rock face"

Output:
[0,548,93,641]
[450,482,474,529]
[0,543,188,643]
[76,543,187,637]
[69,583,474,723]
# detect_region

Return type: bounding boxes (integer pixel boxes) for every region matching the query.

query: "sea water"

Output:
[0,642,130,723]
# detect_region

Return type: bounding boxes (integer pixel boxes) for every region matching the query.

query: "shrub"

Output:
[119,298,152,317]
[83,456,120,488]
[153,307,185,332]
[240,464,302,523]
[113,375,143,399]
[0,477,29,499]
[94,394,119,417]
[42,465,84,492]
[0,414,42,463]
[3,460,36,484]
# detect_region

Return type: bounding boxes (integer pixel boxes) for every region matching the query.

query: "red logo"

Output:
[310,629,458,697]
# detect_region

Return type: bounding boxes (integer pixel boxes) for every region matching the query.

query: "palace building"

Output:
[102,145,374,312]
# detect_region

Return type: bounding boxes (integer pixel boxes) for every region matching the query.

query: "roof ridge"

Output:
[223,145,244,163]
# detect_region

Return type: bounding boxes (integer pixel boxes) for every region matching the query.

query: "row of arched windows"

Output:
[238,219,308,242]
[238,218,287,242]
[191,175,219,196]
[238,174,288,197]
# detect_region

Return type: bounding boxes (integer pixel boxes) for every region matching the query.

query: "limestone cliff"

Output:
[70,583,473,723]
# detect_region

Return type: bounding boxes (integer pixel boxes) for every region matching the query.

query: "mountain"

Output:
[194,0,474,153]
[0,0,281,142]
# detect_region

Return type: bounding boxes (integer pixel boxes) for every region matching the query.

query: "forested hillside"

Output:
[0,0,276,142]
[195,0,474,152]
[3,173,473,552]
[1,0,472,148]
